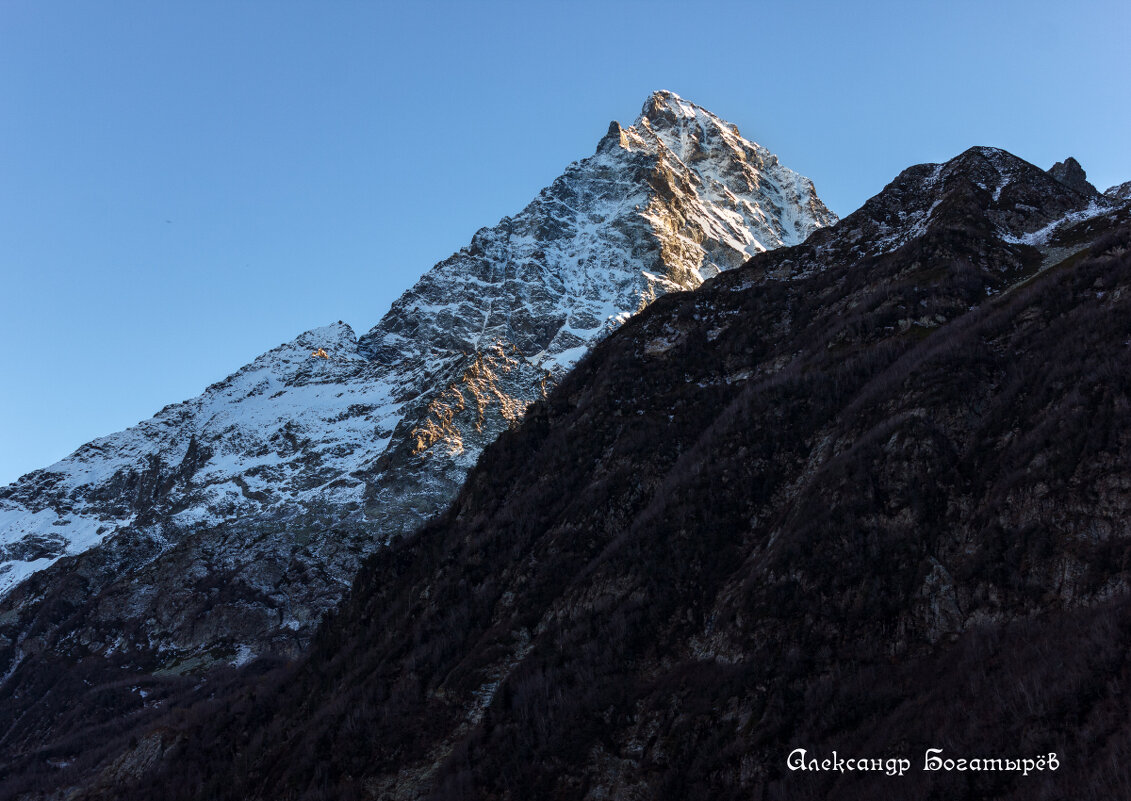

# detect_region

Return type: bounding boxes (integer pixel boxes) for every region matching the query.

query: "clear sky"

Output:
[2,0,1128,485]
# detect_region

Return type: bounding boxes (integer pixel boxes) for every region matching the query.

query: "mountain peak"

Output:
[1048,156,1098,196]
[788,146,1111,268]
[640,89,694,115]
[0,94,837,682]
[635,90,734,134]
[1106,180,1131,200]
[293,320,357,351]
[951,145,1033,174]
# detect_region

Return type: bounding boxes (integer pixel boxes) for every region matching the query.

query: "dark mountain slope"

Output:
[18,151,1131,800]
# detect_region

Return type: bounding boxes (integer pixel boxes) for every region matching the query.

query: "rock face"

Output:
[1048,155,1098,195]
[0,90,834,688]
[20,147,1129,801]
[1106,180,1131,200]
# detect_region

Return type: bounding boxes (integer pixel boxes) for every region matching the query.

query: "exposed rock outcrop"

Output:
[1048,155,1097,195]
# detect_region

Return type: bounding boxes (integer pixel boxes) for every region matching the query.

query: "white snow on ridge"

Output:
[0,91,837,602]
[0,320,404,594]
[999,199,1112,246]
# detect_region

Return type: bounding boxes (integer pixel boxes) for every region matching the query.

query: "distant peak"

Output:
[839,145,1105,257]
[1048,156,1098,196]
[953,146,1028,169]
[1105,180,1131,201]
[943,146,1059,188]
[293,321,358,351]
[637,90,721,131]
[643,89,684,107]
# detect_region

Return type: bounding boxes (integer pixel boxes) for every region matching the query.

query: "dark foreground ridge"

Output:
[6,146,1131,799]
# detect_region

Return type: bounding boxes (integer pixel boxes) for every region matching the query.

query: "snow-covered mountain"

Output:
[0,91,834,669]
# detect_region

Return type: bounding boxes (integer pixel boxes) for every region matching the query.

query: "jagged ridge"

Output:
[0,92,835,674]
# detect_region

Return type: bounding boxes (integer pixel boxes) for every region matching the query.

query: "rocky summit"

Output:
[1047,155,1098,196]
[1106,179,1131,200]
[0,92,833,700]
[4,139,1127,799]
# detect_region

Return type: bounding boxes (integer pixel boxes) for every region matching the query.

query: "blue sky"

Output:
[2,0,1129,485]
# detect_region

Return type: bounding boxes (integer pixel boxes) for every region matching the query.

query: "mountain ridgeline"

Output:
[0,92,831,668]
[7,140,1130,801]
[0,93,835,793]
